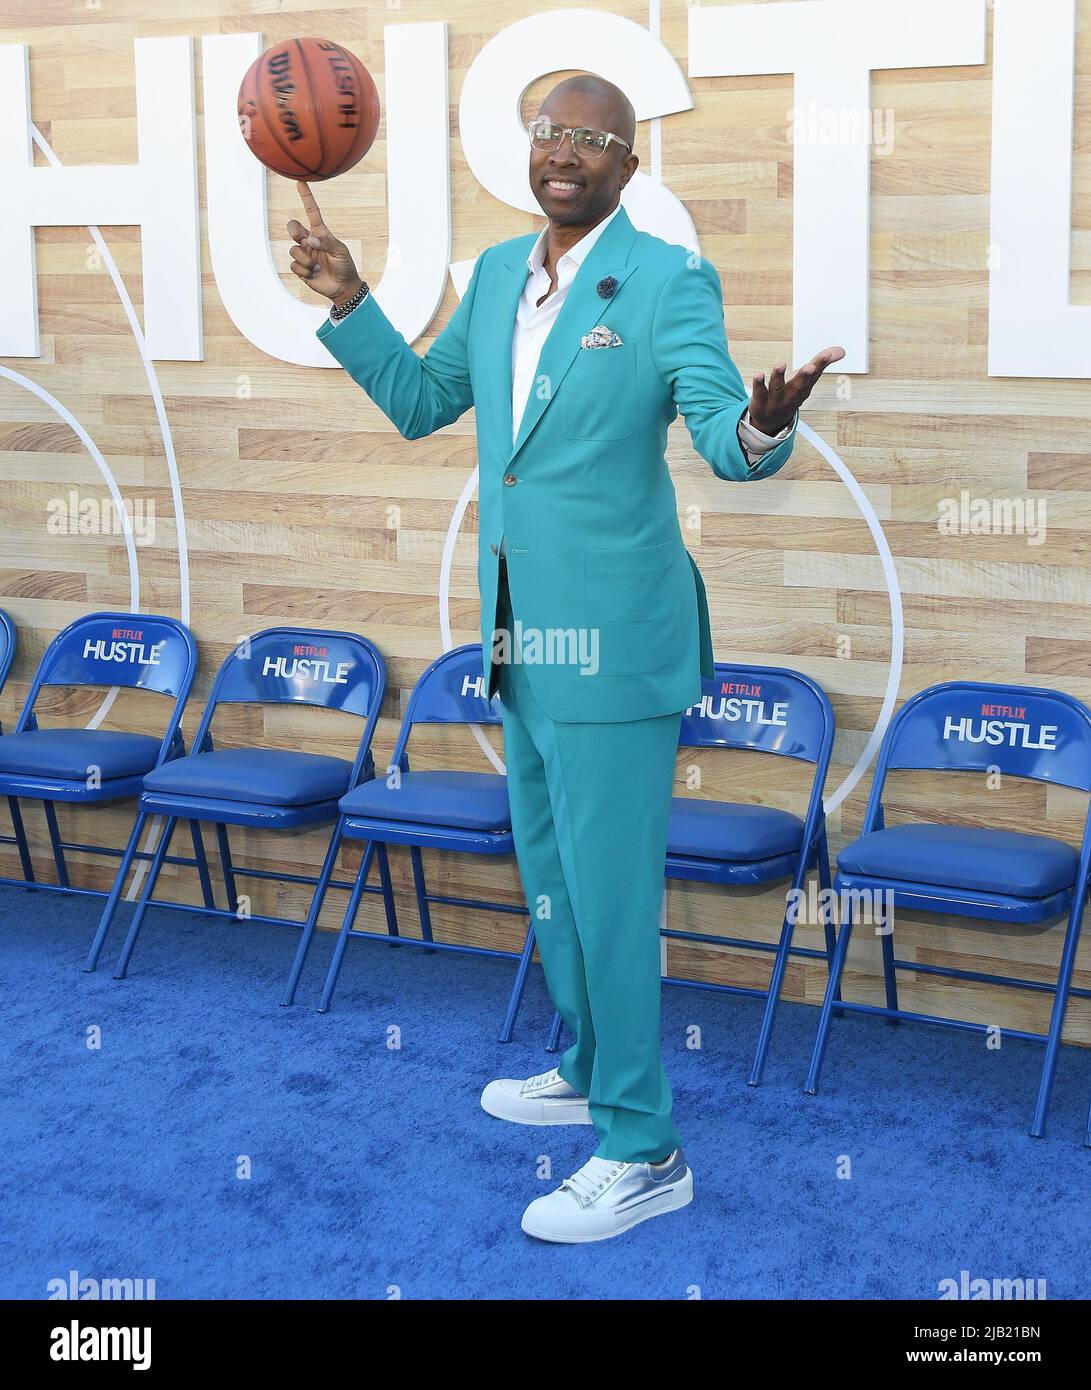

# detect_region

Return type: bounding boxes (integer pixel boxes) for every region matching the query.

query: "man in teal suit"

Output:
[291,73,842,1243]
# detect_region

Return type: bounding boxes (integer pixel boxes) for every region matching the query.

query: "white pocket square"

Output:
[581,325,624,349]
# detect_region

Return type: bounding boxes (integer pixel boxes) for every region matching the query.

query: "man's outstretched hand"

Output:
[287,181,364,307]
[748,346,846,436]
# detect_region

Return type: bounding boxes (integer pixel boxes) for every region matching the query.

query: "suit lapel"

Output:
[486,249,533,458]
[481,204,640,465]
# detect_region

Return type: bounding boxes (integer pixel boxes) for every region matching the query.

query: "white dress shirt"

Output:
[510,204,625,445]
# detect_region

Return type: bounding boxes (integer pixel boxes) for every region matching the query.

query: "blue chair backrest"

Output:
[193,627,387,786]
[13,610,197,763]
[208,628,384,719]
[31,612,195,698]
[680,663,834,766]
[863,681,1091,830]
[0,609,15,694]
[391,645,502,769]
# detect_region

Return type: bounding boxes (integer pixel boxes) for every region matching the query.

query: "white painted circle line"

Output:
[29,124,191,628]
[797,419,904,813]
[437,427,904,807]
[0,367,141,611]
[0,366,141,727]
[24,125,190,898]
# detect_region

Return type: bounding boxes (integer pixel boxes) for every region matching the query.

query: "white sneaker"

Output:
[480,1067,592,1126]
[521,1148,693,1243]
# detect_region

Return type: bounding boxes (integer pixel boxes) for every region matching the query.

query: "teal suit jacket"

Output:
[316,204,795,723]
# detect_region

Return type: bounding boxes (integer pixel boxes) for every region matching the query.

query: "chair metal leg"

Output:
[113,816,178,979]
[756,834,828,1084]
[749,905,799,1090]
[409,845,435,950]
[1029,895,1086,1139]
[316,841,377,1014]
[498,916,536,1044]
[282,817,345,1008]
[879,900,899,1022]
[7,797,35,885]
[43,801,69,888]
[214,823,239,915]
[375,842,399,938]
[189,820,216,911]
[1085,1095,1091,1149]
[803,899,855,1095]
[85,811,147,972]
[816,825,843,1011]
[545,1010,563,1054]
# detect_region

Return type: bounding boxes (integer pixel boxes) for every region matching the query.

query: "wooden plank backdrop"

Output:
[2,0,1091,1052]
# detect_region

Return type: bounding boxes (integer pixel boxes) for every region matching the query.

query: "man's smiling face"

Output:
[529,88,637,229]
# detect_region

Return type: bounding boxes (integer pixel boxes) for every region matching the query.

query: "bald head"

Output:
[538,74,636,150]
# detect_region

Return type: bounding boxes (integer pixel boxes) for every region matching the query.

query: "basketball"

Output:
[237,37,380,182]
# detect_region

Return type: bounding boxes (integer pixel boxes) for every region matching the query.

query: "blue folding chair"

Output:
[85,626,394,996]
[315,644,532,1038]
[0,608,21,865]
[0,611,196,901]
[540,663,836,1083]
[0,610,14,703]
[804,680,1091,1138]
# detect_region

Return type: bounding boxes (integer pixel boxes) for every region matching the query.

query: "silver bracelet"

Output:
[329,281,370,322]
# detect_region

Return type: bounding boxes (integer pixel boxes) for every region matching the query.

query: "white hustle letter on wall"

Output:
[988,0,1091,378]
[689,0,986,372]
[455,9,698,294]
[0,36,202,361]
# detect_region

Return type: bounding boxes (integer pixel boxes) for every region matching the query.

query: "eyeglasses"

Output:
[526,117,632,159]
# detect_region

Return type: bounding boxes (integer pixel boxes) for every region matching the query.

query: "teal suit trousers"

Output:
[495,567,682,1163]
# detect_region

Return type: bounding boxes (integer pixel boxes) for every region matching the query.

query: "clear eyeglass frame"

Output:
[526,117,632,159]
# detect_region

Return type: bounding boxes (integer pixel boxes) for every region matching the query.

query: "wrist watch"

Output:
[329,281,370,321]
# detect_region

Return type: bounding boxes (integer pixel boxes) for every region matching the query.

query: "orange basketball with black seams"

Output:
[237,37,380,182]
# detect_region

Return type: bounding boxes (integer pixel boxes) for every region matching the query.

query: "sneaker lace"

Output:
[562,1156,628,1203]
[522,1068,560,1093]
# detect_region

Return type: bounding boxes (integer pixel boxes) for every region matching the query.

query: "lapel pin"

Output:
[596,276,618,299]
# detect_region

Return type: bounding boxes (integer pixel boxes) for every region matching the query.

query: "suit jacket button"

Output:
[503,473,517,486]
[490,543,498,555]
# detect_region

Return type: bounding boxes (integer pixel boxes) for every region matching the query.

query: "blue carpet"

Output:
[1,881,1089,1300]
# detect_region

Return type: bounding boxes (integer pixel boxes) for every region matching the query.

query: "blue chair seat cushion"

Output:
[0,728,161,780]
[143,748,353,807]
[668,798,805,862]
[837,824,1079,899]
[341,770,510,832]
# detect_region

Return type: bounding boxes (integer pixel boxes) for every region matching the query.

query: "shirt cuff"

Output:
[737,409,796,467]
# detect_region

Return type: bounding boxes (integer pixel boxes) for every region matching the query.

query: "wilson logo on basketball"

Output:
[265,50,306,145]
